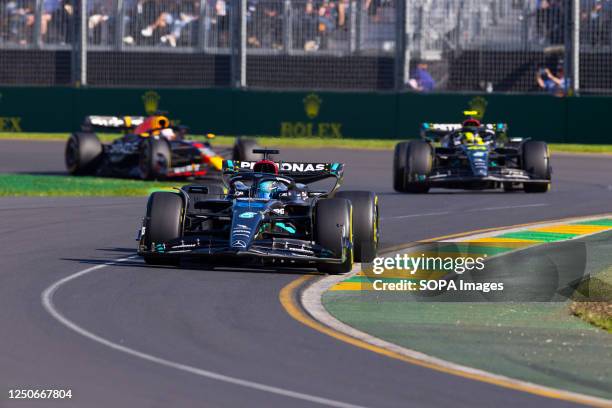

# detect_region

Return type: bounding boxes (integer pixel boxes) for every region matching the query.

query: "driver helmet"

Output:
[463,131,476,144]
[256,180,288,199]
[255,180,278,199]
[462,131,484,145]
[160,128,176,141]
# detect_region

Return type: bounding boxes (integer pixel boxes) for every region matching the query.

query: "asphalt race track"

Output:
[1,140,611,407]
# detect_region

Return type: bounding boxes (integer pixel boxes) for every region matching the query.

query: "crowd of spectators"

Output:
[2,0,607,52]
[0,0,395,49]
[533,0,611,46]
[1,0,74,45]
[580,0,612,46]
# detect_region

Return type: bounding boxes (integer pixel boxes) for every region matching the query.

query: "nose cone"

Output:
[230,207,264,250]
[468,149,489,177]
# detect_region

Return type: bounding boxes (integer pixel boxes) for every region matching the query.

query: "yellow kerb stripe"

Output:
[530,225,612,234]
[468,237,538,244]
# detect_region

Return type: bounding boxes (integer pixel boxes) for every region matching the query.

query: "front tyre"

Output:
[522,141,551,193]
[139,138,172,180]
[393,142,409,192]
[403,140,432,194]
[314,198,354,274]
[65,132,103,175]
[334,191,379,263]
[143,192,183,266]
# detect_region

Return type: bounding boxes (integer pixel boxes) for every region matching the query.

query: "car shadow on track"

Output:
[63,247,324,276]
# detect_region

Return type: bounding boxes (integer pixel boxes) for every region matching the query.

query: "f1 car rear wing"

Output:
[223,160,344,184]
[82,115,145,131]
[420,122,508,141]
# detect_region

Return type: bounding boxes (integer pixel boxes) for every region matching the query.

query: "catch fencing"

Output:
[0,0,610,93]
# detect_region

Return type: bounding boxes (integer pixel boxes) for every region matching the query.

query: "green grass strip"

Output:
[496,230,578,242]
[0,174,181,197]
[573,219,612,227]
[435,243,517,255]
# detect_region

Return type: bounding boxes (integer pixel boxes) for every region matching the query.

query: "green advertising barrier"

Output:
[0,86,610,144]
[233,90,398,139]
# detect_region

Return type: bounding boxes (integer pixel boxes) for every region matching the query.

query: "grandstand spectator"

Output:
[364,0,382,22]
[120,0,145,45]
[88,0,113,45]
[317,0,339,50]
[535,0,565,45]
[294,0,318,50]
[337,0,348,29]
[42,0,73,44]
[409,62,435,92]
[536,67,569,96]
[4,1,35,45]
[246,0,261,47]
[140,0,178,39]
[536,0,551,43]
[159,1,198,47]
[255,1,283,49]
[41,0,62,41]
[582,0,612,46]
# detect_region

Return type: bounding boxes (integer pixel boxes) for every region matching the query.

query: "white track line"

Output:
[41,256,367,408]
[382,211,450,220]
[474,203,549,212]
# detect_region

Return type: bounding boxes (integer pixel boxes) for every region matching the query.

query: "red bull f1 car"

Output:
[65,114,260,180]
[393,113,551,193]
[137,149,379,274]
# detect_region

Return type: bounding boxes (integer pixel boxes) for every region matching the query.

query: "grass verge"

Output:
[570,266,612,333]
[0,174,182,197]
[2,132,612,153]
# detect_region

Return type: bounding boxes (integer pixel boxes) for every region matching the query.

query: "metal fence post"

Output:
[72,0,88,86]
[355,0,362,53]
[283,0,291,53]
[231,0,247,88]
[80,0,87,85]
[33,0,43,48]
[395,0,409,91]
[199,0,208,51]
[571,0,580,94]
[349,1,357,53]
[116,0,125,51]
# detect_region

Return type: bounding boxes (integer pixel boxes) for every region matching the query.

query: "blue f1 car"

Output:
[138,149,379,274]
[393,113,551,193]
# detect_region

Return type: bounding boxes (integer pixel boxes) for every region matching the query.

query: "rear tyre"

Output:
[334,191,379,263]
[233,138,262,162]
[139,137,172,180]
[522,141,551,193]
[65,132,103,175]
[403,140,432,194]
[143,192,183,266]
[314,198,353,274]
[393,142,409,192]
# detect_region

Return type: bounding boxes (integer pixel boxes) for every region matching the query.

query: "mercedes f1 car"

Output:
[65,114,261,180]
[137,149,379,274]
[393,113,551,193]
